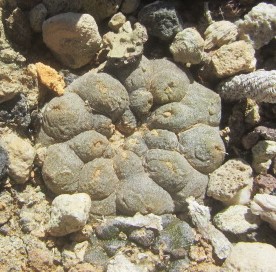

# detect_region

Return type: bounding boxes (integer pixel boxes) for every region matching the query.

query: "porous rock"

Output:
[251,194,276,231]
[42,13,102,68]
[221,242,276,272]
[0,132,36,184]
[210,40,256,78]
[207,159,253,205]
[138,1,183,41]
[48,193,91,236]
[213,205,260,235]
[29,3,48,32]
[170,28,205,65]
[237,2,276,49]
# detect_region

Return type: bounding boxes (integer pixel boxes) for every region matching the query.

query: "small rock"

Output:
[207,159,253,205]
[0,145,8,180]
[107,253,143,272]
[210,40,256,78]
[29,3,48,32]
[35,62,65,96]
[0,132,35,184]
[254,174,276,194]
[42,0,82,16]
[138,1,183,41]
[204,20,238,50]
[168,259,190,272]
[252,140,276,174]
[121,0,140,14]
[251,194,276,231]
[170,28,205,65]
[237,2,276,49]
[0,191,13,226]
[48,193,91,237]
[221,242,276,272]
[129,228,155,247]
[213,205,260,235]
[42,12,102,69]
[108,12,126,32]
[103,239,127,257]
[95,222,120,240]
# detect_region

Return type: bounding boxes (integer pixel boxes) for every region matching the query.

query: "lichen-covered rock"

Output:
[221,242,276,272]
[210,40,256,78]
[237,2,276,49]
[48,193,91,236]
[251,194,276,230]
[213,205,260,235]
[170,28,204,65]
[204,20,238,50]
[42,13,102,68]
[29,3,48,32]
[138,1,183,41]
[217,70,276,103]
[0,132,36,184]
[207,159,253,205]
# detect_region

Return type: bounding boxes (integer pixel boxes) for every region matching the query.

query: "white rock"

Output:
[0,132,36,184]
[42,13,102,69]
[252,140,276,174]
[107,253,143,272]
[207,159,253,205]
[221,242,276,272]
[48,193,91,236]
[108,12,126,32]
[251,194,276,230]
[237,2,276,49]
[170,28,205,65]
[213,205,260,234]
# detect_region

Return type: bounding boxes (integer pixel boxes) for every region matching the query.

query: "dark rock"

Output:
[95,222,120,240]
[102,239,127,257]
[138,1,183,41]
[129,227,155,247]
[16,0,42,10]
[168,258,190,272]
[84,244,109,269]
[0,146,8,180]
[115,108,137,136]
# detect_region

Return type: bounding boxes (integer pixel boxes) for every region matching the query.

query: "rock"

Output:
[42,0,82,16]
[187,198,232,260]
[115,107,137,135]
[210,40,256,78]
[0,144,8,180]
[103,240,127,257]
[35,62,65,96]
[213,205,260,235]
[170,28,205,65]
[138,1,183,41]
[120,0,140,14]
[29,3,48,32]
[204,20,238,50]
[108,12,126,32]
[129,228,155,247]
[207,159,253,205]
[0,190,13,226]
[154,219,195,259]
[221,242,276,272]
[107,253,143,272]
[168,259,190,272]
[95,222,120,240]
[0,132,35,184]
[251,194,276,231]
[0,79,21,104]
[16,0,42,10]
[254,174,276,194]
[116,174,175,216]
[42,13,102,69]
[103,21,148,67]
[68,263,99,272]
[83,243,109,270]
[5,7,33,48]
[48,193,91,236]
[237,2,276,49]
[252,140,276,174]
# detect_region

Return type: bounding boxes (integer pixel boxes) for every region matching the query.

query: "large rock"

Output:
[42,13,102,68]
[221,242,276,272]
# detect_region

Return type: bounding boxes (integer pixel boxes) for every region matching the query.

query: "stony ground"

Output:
[0,0,276,271]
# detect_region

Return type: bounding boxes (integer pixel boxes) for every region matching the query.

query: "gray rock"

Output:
[123,132,148,157]
[116,174,174,215]
[115,107,137,135]
[90,193,117,216]
[107,253,143,272]
[0,145,8,179]
[91,114,115,139]
[120,0,140,14]
[83,243,109,269]
[42,13,102,68]
[103,240,127,257]
[129,228,155,247]
[154,219,195,259]
[178,125,225,174]
[138,1,183,41]
[95,222,120,240]
[66,72,129,122]
[221,242,276,272]
[42,0,81,16]
[168,259,190,272]
[29,3,48,33]
[48,193,91,236]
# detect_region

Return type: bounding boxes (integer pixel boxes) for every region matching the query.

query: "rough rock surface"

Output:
[108,12,126,32]
[0,145,8,179]
[121,0,140,14]
[48,193,91,236]
[207,159,253,205]
[42,12,102,68]
[29,3,48,32]
[221,242,276,272]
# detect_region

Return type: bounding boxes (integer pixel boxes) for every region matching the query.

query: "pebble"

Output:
[48,193,91,236]
[213,205,260,235]
[42,13,102,68]
[108,12,126,32]
[29,3,48,33]
[129,228,155,247]
[221,242,276,272]
[170,28,205,65]
[251,194,276,231]
[207,159,253,205]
